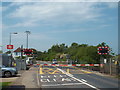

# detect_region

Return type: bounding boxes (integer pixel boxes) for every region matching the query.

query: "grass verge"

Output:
[0,82,11,88]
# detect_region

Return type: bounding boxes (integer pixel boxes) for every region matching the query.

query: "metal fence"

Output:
[0,54,14,67]
[83,58,120,76]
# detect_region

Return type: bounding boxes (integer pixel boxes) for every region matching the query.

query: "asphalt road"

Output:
[38,61,119,90]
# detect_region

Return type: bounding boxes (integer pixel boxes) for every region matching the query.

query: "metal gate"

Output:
[16,59,26,70]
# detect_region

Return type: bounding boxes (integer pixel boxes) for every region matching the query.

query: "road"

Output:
[37,61,119,90]
[4,61,119,90]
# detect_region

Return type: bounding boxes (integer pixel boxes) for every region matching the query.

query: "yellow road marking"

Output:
[67,68,70,74]
[39,66,71,74]
[51,69,59,74]
[82,71,92,73]
[39,66,43,74]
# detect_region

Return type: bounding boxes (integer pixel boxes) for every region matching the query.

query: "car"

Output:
[0,65,18,77]
[52,59,58,64]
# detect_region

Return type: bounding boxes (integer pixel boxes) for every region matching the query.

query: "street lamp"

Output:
[9,32,18,45]
[9,32,18,54]
[25,31,31,49]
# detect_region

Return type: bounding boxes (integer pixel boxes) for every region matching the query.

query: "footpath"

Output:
[2,66,40,90]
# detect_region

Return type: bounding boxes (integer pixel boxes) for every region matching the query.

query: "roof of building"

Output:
[14,47,21,52]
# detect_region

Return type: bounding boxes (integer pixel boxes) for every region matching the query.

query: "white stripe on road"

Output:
[42,83,84,87]
[81,79,87,82]
[57,68,100,90]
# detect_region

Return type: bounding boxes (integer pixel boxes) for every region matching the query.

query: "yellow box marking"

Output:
[51,69,59,74]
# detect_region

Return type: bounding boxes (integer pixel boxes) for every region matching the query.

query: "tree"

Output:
[0,50,3,53]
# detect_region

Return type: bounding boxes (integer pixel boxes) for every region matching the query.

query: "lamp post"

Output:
[25,31,31,49]
[9,32,18,54]
[9,32,18,45]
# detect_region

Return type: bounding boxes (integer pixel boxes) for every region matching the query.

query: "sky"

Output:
[0,0,119,54]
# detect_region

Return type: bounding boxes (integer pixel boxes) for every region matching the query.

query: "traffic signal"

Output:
[98,47,109,55]
[22,48,33,55]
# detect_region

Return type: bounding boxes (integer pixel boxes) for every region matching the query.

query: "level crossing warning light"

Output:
[22,48,33,55]
[98,47,109,55]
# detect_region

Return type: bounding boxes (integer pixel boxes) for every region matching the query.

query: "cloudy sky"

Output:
[1,1,118,54]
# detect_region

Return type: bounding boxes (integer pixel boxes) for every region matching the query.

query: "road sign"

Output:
[7,45,14,49]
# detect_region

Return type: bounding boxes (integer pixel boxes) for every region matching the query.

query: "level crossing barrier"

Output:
[31,64,104,67]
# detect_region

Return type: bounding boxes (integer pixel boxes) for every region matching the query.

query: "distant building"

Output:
[12,47,26,60]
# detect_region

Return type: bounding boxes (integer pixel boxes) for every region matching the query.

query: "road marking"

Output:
[81,70,92,73]
[37,68,40,88]
[47,79,50,82]
[60,75,63,77]
[40,66,43,74]
[51,69,58,74]
[42,83,84,87]
[53,79,57,82]
[81,79,87,82]
[41,75,48,78]
[41,79,47,82]
[57,68,100,90]
[67,68,70,74]
[40,67,62,74]
[54,75,56,77]
[62,78,71,82]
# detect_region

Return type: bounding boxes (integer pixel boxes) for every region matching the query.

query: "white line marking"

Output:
[42,83,84,86]
[60,75,63,77]
[47,79,50,82]
[62,78,71,82]
[54,75,56,77]
[53,79,57,82]
[57,68,100,90]
[41,76,44,78]
[81,79,87,82]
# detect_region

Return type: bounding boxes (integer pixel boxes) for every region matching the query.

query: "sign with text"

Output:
[7,45,14,49]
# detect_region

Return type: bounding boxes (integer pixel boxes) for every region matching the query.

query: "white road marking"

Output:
[41,76,44,78]
[41,79,46,82]
[60,75,63,77]
[81,79,87,82]
[42,83,84,87]
[62,78,71,82]
[54,75,56,77]
[57,68,100,90]
[47,79,50,82]
[53,79,57,82]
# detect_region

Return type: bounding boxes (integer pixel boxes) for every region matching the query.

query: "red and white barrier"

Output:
[32,64,104,67]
